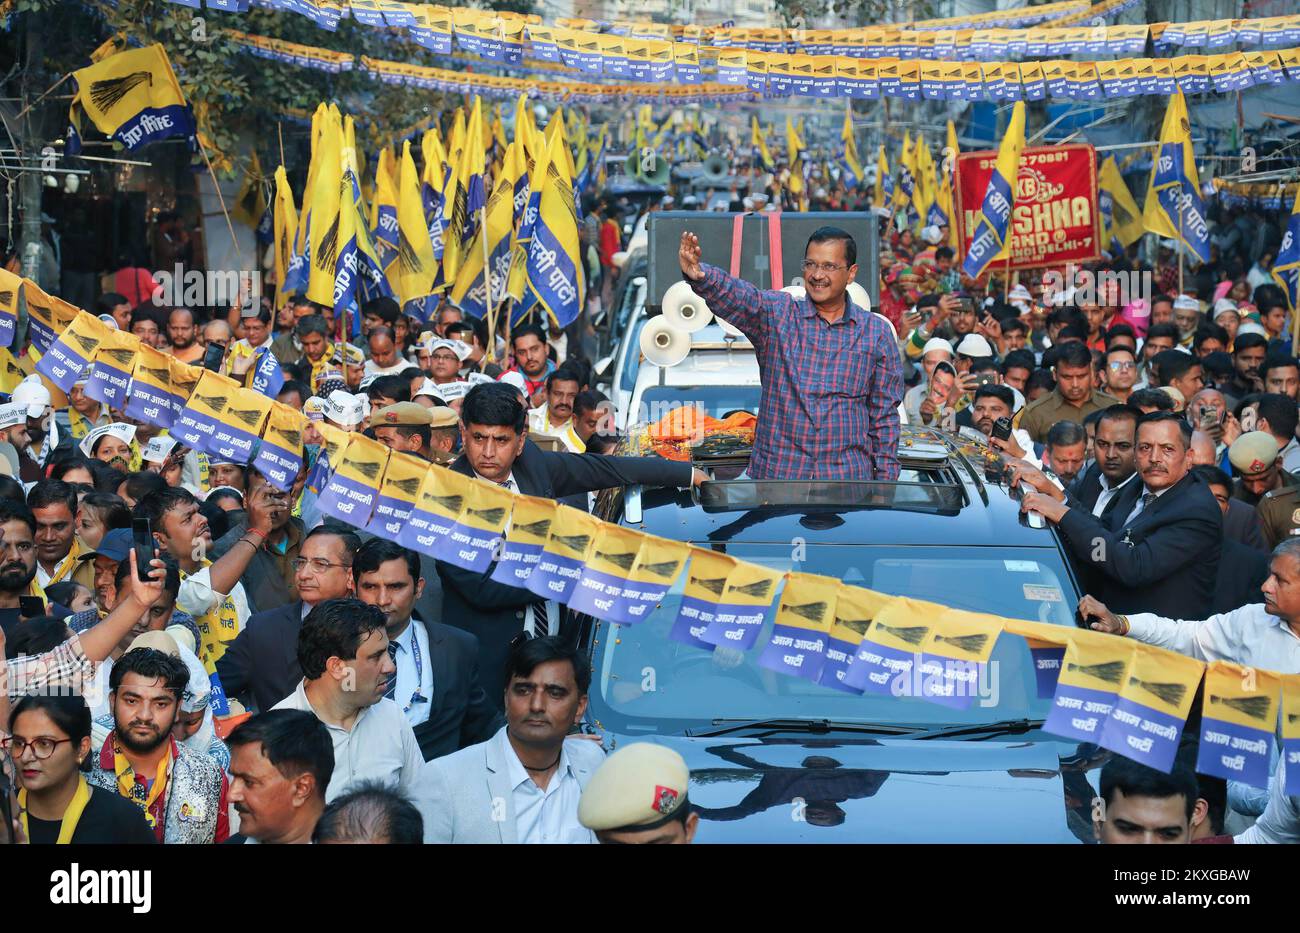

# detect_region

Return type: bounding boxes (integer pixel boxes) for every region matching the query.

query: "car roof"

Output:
[612,426,1064,550]
[632,346,761,392]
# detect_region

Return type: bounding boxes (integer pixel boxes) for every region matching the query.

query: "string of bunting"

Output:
[173,0,1300,62]
[6,266,1300,790]
[232,32,1300,103]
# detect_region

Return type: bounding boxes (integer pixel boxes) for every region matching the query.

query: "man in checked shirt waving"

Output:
[679,227,904,479]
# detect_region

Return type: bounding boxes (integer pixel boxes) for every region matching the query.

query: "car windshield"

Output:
[589,544,1079,732]
[638,384,763,421]
[619,317,647,394]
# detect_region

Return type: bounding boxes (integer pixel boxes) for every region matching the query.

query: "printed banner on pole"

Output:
[955,142,1100,272]
[252,401,305,493]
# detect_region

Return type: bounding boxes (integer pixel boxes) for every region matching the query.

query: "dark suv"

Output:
[576,427,1106,842]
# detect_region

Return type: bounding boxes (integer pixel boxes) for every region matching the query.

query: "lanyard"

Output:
[19,775,91,844]
[402,624,429,715]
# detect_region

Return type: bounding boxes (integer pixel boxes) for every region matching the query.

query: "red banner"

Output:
[954,142,1100,272]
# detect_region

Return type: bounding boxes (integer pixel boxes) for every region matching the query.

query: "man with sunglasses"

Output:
[215,524,359,714]
[679,226,903,480]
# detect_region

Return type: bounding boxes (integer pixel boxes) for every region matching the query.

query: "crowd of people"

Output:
[1,164,1299,846]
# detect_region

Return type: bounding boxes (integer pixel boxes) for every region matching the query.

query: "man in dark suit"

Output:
[1067,404,1139,519]
[438,383,704,701]
[215,524,360,713]
[1190,465,1271,613]
[1019,411,1222,619]
[353,537,501,761]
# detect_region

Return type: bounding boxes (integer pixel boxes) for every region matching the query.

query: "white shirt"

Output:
[175,565,252,636]
[1126,603,1300,671]
[527,405,585,453]
[273,679,425,803]
[1236,755,1300,843]
[392,619,434,727]
[363,358,411,378]
[35,551,77,590]
[499,729,593,844]
[1121,482,1173,527]
[1093,470,1138,518]
[1281,437,1300,475]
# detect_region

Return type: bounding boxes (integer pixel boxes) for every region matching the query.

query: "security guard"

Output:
[1229,431,1300,507]
[577,743,697,844]
[428,406,459,466]
[1258,483,1300,549]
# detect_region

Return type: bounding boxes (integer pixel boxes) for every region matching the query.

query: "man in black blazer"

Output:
[353,538,501,761]
[1066,404,1139,519]
[1019,411,1222,619]
[438,383,704,701]
[215,524,360,713]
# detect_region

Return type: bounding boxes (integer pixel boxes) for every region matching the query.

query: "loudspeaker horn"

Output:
[639,316,691,368]
[701,153,729,186]
[717,317,744,338]
[661,280,713,333]
[641,154,671,187]
[846,281,872,313]
[782,284,807,300]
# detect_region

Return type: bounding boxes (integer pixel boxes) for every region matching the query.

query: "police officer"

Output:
[368,402,459,466]
[578,743,698,844]
[1229,431,1300,507]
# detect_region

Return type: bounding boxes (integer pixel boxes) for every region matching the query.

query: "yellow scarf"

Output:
[179,560,241,670]
[68,407,104,440]
[19,775,92,844]
[43,538,83,588]
[114,740,172,830]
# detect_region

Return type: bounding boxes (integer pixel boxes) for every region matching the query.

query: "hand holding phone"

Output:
[132,518,156,583]
[18,595,45,619]
[202,342,226,372]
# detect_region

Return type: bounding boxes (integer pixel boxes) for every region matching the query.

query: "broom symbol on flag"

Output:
[0,290,13,307]
[552,533,591,553]
[467,506,507,525]
[834,616,873,637]
[876,623,928,646]
[690,576,727,596]
[343,457,382,480]
[728,578,773,599]
[396,226,426,275]
[1066,661,1126,685]
[1209,695,1272,720]
[638,559,681,579]
[89,71,152,113]
[103,349,135,366]
[515,519,552,539]
[781,601,828,623]
[138,365,172,385]
[227,407,263,428]
[194,392,228,414]
[70,333,100,356]
[387,476,422,497]
[933,633,990,654]
[428,493,463,512]
[1128,677,1188,707]
[271,427,302,448]
[594,550,636,572]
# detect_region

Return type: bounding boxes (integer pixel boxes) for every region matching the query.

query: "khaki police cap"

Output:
[1229,431,1280,475]
[578,743,690,832]
[428,406,459,429]
[370,401,433,429]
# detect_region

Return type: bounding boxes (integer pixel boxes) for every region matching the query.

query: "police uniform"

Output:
[1014,388,1120,444]
[1229,431,1300,507]
[1257,486,1300,549]
[577,743,693,843]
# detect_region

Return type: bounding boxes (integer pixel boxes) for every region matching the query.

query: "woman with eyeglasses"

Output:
[6,695,155,844]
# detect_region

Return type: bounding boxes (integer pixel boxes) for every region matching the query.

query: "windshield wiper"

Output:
[686,718,925,738]
[909,718,1044,741]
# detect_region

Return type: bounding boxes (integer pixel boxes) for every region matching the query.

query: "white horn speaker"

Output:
[661,280,714,332]
[846,280,872,312]
[782,284,806,300]
[639,316,691,368]
[717,317,743,338]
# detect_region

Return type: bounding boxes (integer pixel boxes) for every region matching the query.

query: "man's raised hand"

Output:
[679,231,704,282]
